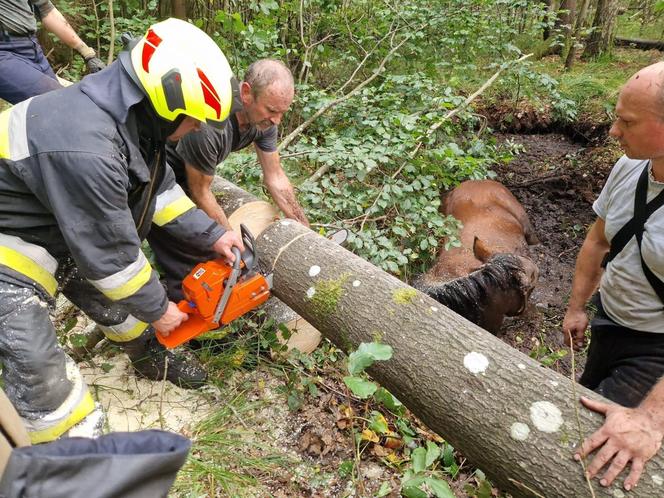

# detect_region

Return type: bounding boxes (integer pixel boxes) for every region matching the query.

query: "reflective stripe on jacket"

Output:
[0,59,224,323]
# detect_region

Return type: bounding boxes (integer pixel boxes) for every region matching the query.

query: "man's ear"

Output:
[473,236,493,263]
[239,81,253,105]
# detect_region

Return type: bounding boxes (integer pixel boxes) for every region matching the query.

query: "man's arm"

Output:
[185,163,232,230]
[40,7,105,72]
[255,145,310,227]
[562,218,609,349]
[576,385,664,491]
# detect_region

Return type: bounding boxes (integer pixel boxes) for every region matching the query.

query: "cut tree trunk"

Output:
[614,36,664,50]
[255,218,664,497]
[211,177,321,353]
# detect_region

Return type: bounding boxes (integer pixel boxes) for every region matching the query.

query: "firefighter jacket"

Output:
[0,54,225,325]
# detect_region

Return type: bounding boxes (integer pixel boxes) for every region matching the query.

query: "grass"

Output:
[170,384,290,497]
[617,11,664,40]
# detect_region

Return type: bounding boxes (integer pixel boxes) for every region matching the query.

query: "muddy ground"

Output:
[494,132,621,378]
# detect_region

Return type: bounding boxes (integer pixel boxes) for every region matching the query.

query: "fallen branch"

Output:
[614,36,664,51]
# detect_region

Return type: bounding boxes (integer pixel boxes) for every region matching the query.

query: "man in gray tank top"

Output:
[0,0,104,103]
[563,62,664,492]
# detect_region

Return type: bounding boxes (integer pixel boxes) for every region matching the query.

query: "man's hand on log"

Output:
[575,396,664,491]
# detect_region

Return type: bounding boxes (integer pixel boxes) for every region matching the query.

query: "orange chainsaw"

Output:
[156,224,272,348]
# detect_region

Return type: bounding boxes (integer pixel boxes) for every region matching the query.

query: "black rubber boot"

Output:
[119,330,207,389]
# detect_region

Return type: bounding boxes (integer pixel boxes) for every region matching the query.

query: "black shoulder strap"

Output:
[605,162,664,306]
[605,163,664,264]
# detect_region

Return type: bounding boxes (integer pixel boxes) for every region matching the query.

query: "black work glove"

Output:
[85,56,106,73]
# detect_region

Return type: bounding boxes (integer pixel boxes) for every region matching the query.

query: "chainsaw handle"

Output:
[231,246,242,270]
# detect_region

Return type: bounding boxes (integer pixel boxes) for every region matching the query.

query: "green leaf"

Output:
[425,441,441,467]
[402,475,428,498]
[101,362,114,373]
[442,443,455,467]
[411,446,427,473]
[343,376,378,398]
[369,411,389,434]
[376,481,392,497]
[425,477,455,498]
[287,392,303,411]
[69,333,87,348]
[338,460,354,478]
[347,342,393,375]
[374,387,405,414]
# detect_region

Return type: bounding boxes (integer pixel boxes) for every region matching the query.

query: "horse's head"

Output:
[473,237,539,317]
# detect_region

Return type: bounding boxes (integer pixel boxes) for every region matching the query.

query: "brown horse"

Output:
[413,180,539,334]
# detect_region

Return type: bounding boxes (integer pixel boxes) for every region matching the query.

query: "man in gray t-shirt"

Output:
[0,0,104,104]
[563,62,664,492]
[165,59,309,229]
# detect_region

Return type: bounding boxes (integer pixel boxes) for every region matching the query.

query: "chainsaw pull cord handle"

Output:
[212,246,242,324]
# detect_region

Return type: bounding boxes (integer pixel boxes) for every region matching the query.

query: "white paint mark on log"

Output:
[306,287,316,299]
[517,363,526,370]
[549,381,559,387]
[281,220,292,225]
[352,280,361,287]
[430,306,438,312]
[463,352,489,374]
[309,265,321,277]
[510,422,530,441]
[652,474,664,486]
[530,401,563,433]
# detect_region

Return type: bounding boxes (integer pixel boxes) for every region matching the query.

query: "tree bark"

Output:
[255,218,664,497]
[583,0,619,58]
[171,0,187,19]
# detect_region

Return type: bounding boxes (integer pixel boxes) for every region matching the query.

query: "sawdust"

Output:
[79,353,217,433]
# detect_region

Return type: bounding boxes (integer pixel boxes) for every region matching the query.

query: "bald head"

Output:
[622,62,664,119]
[244,59,294,99]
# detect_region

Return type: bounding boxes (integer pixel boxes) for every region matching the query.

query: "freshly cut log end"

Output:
[227,201,280,237]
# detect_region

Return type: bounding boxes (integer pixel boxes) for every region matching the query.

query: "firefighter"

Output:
[0,18,242,444]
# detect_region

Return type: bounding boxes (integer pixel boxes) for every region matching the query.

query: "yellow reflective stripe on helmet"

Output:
[89,250,153,301]
[27,392,95,444]
[98,315,149,342]
[153,184,195,226]
[0,234,58,296]
[0,108,10,160]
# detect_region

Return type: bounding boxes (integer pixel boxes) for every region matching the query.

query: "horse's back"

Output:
[442,179,538,251]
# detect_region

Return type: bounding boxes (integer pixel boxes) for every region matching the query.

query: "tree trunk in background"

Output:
[172,0,187,19]
[564,0,589,69]
[542,0,572,55]
[583,0,619,58]
[254,218,664,497]
[561,0,577,63]
[542,0,553,39]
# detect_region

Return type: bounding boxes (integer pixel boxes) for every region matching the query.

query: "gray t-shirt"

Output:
[593,156,664,332]
[0,0,54,36]
[166,113,277,188]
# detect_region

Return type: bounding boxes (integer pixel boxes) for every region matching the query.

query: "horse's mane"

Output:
[414,254,525,326]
